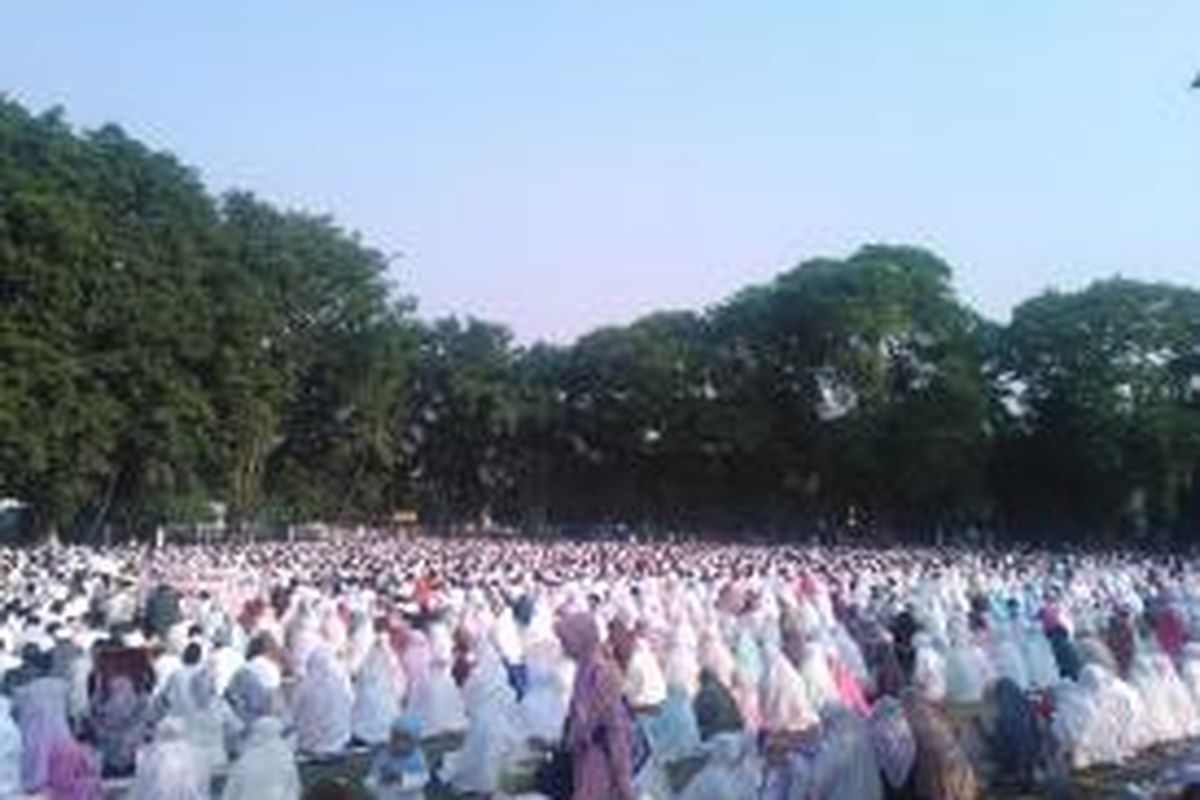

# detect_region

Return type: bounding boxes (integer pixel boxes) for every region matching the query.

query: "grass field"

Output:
[288,738,1193,800]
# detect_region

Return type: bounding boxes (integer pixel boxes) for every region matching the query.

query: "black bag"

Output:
[534,746,573,800]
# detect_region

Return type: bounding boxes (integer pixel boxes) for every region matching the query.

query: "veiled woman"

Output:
[556,612,634,800]
[130,716,209,800]
[13,655,72,793]
[292,647,353,757]
[352,640,405,745]
[221,716,300,800]
[903,688,980,800]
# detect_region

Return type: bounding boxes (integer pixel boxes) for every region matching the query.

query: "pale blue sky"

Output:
[4,2,1200,341]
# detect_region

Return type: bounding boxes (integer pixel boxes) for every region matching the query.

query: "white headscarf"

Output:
[808,706,884,800]
[131,717,210,800]
[519,646,569,744]
[246,652,282,693]
[625,640,668,709]
[944,636,988,705]
[284,604,322,678]
[209,644,245,697]
[1130,653,1200,744]
[352,641,404,745]
[679,733,761,800]
[176,666,229,772]
[405,653,466,738]
[798,641,841,711]
[987,627,1030,691]
[761,645,818,733]
[221,717,300,800]
[698,627,737,690]
[1086,664,1154,757]
[152,652,182,697]
[292,647,353,756]
[911,634,947,704]
[665,631,701,699]
[450,642,525,794]
[1020,627,1061,690]
[490,609,524,665]
[1179,643,1200,711]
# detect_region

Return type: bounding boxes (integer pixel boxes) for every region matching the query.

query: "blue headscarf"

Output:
[373,714,427,778]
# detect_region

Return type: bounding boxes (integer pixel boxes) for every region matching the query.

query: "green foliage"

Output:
[405,317,522,525]
[1,95,1197,545]
[0,98,418,539]
[992,279,1200,544]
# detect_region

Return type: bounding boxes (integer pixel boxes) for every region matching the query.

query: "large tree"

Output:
[992,279,1200,544]
[708,245,988,538]
[0,99,419,539]
[5,95,1200,545]
[213,193,416,530]
[537,311,717,527]
[404,317,522,527]
[0,103,217,536]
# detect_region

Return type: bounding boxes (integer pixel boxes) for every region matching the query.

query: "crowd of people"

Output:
[0,533,1197,799]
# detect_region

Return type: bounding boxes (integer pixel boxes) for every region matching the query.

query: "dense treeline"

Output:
[1,99,1198,546]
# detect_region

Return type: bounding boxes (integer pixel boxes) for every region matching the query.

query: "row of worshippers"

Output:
[0,539,1198,799]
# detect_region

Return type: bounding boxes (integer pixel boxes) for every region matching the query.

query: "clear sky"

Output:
[3,2,1200,342]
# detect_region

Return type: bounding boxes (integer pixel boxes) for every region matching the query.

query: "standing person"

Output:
[555,612,634,800]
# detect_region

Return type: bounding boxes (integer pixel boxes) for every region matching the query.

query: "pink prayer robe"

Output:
[559,614,634,800]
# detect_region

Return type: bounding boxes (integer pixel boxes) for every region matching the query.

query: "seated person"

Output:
[364,716,429,800]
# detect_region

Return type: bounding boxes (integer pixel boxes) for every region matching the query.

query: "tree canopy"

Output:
[2,97,1197,546]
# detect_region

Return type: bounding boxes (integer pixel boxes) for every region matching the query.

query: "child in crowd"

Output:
[364,716,429,800]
